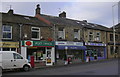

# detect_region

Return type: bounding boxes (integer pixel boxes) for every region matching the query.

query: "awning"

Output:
[56,45,87,50]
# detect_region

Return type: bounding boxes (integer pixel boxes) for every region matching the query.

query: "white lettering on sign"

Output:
[56,41,83,46]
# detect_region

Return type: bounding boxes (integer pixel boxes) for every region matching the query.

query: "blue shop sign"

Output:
[85,42,106,46]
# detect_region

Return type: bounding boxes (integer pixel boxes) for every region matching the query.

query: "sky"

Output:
[0,0,120,28]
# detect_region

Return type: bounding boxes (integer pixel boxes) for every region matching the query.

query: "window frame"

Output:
[95,32,101,41]
[88,31,94,41]
[74,29,80,40]
[31,27,40,40]
[58,27,65,39]
[2,25,12,39]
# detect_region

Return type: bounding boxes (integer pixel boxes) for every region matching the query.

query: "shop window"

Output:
[11,48,16,51]
[3,48,10,51]
[58,27,65,39]
[110,34,113,41]
[2,25,12,39]
[31,27,40,40]
[74,29,80,40]
[110,46,114,55]
[115,46,118,53]
[95,32,101,41]
[88,32,94,41]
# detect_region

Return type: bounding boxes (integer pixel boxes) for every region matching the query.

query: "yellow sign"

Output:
[0,42,19,48]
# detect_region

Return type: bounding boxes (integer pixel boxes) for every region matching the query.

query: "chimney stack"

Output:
[8,9,14,15]
[35,4,41,15]
[83,20,87,23]
[59,11,66,18]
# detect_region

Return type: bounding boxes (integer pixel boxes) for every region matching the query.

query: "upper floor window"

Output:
[74,29,80,40]
[115,35,118,41]
[2,25,12,39]
[31,27,40,40]
[110,46,114,55]
[58,27,65,39]
[110,34,113,41]
[88,32,93,41]
[95,32,101,41]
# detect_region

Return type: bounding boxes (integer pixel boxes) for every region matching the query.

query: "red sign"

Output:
[26,41,32,46]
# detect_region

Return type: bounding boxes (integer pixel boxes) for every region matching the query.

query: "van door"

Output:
[2,53,14,69]
[13,53,25,68]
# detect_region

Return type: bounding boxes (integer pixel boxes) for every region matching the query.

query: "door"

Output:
[13,53,25,68]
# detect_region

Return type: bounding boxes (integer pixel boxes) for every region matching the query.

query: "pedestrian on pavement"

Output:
[64,54,68,65]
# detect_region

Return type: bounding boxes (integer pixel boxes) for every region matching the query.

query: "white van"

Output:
[0,51,31,72]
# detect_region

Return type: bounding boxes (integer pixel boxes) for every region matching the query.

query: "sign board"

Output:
[22,41,54,47]
[46,48,53,66]
[0,42,19,48]
[85,42,106,46]
[56,41,83,46]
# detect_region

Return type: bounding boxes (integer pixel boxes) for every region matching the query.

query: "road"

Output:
[2,59,119,75]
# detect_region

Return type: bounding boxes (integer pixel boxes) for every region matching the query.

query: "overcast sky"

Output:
[0,0,120,28]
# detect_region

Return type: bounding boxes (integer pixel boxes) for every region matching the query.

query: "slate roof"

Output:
[40,14,111,31]
[0,12,50,27]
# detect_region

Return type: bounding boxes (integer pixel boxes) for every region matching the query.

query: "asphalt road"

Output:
[2,59,119,75]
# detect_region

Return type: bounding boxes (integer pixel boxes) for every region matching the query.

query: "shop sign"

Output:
[0,42,19,48]
[22,41,54,47]
[56,41,83,46]
[85,42,106,46]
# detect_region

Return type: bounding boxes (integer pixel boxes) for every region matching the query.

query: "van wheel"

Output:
[23,65,30,72]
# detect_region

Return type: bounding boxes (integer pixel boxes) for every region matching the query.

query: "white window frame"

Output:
[31,27,40,40]
[2,25,12,39]
[74,29,80,40]
[88,31,94,41]
[95,32,101,41]
[58,28,65,39]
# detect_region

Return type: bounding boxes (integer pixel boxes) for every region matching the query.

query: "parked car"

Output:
[0,51,31,72]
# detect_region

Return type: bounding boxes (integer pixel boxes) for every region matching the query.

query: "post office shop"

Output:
[21,40,55,66]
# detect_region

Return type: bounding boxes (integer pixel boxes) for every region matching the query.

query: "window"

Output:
[88,32,93,41]
[31,27,40,40]
[115,46,118,53]
[110,34,113,41]
[110,46,114,55]
[2,25,12,39]
[74,29,80,40]
[95,32,101,41]
[115,35,118,41]
[58,27,65,39]
[11,48,16,51]
[3,48,10,51]
[13,53,23,59]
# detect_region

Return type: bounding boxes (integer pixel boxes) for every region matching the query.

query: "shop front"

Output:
[55,41,87,64]
[21,40,55,66]
[85,42,107,61]
[0,41,19,51]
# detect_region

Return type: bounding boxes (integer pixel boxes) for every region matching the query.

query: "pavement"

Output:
[34,58,118,70]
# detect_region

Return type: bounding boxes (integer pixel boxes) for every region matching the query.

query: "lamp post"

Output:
[112,3,118,56]
[65,46,68,58]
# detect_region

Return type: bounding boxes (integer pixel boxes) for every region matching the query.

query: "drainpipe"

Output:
[19,24,23,54]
